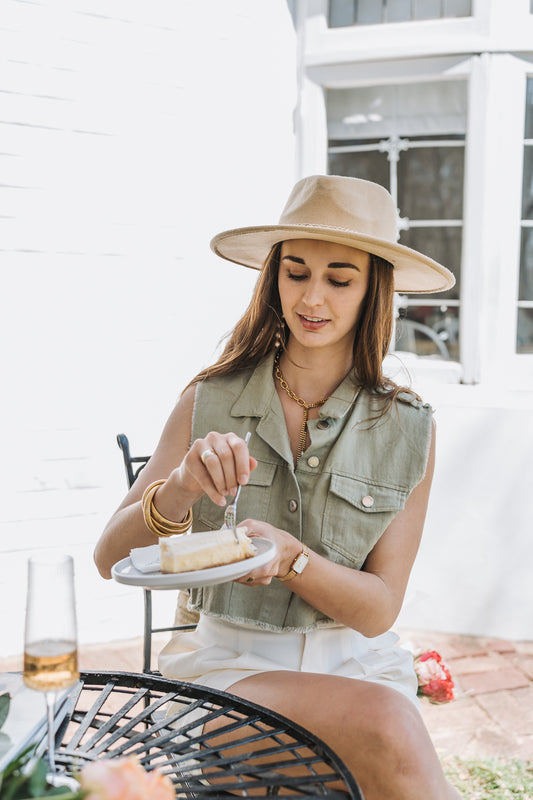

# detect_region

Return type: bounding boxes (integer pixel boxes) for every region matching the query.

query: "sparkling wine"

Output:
[24,639,79,691]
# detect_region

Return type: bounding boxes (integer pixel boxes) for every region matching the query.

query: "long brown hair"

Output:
[187,242,409,403]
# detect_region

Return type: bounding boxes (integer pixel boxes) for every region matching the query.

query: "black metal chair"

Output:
[116,434,197,674]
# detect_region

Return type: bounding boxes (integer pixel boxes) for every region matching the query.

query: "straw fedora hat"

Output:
[210,174,455,293]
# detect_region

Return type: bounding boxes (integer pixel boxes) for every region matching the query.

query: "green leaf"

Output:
[0,746,84,800]
[0,731,12,759]
[0,693,10,729]
[28,755,49,795]
[1,744,36,782]
[46,787,79,797]
[0,746,36,800]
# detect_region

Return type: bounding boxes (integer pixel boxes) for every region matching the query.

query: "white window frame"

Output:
[518,74,533,357]
[293,0,533,388]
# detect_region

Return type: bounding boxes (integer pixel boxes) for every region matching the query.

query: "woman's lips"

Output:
[297,314,329,331]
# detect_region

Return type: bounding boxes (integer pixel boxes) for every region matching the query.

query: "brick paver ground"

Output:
[2,628,532,762]
[399,628,533,761]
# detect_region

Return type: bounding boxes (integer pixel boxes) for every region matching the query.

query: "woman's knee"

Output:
[343,686,434,774]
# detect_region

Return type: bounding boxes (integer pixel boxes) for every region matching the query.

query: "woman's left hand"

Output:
[234,519,303,586]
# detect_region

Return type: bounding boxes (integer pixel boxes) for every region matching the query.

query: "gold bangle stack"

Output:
[142,480,193,538]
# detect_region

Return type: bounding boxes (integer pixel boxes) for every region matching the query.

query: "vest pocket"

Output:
[195,459,277,531]
[321,474,408,568]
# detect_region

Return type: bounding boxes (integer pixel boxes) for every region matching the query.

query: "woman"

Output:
[95,175,461,799]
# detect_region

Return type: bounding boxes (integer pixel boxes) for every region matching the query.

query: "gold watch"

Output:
[278,545,310,582]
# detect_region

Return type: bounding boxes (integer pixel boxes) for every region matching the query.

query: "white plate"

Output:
[111,537,277,590]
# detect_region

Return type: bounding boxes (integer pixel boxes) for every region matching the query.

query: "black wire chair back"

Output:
[116,433,150,488]
[116,433,197,674]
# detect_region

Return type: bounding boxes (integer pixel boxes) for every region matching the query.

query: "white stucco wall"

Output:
[396,378,533,641]
[0,0,297,657]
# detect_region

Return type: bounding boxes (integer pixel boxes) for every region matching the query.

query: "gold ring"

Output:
[200,448,215,465]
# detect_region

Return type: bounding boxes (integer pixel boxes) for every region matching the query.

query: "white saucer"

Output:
[111,537,277,590]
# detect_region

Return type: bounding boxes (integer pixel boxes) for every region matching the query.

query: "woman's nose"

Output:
[302,279,324,307]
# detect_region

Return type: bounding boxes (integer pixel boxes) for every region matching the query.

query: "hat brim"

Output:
[211,225,456,294]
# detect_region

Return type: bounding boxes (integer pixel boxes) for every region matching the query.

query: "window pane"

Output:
[413,0,441,20]
[327,82,467,140]
[443,0,471,16]
[398,145,464,219]
[519,228,533,301]
[521,145,533,219]
[400,226,461,299]
[386,0,411,22]
[328,150,390,190]
[517,308,533,353]
[356,0,383,24]
[328,0,356,27]
[518,83,533,353]
[327,80,464,361]
[525,78,533,140]
[396,306,460,360]
[328,0,471,26]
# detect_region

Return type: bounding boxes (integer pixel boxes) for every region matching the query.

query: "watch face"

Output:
[293,552,308,574]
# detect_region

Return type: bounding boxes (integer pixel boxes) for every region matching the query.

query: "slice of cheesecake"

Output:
[159,527,255,574]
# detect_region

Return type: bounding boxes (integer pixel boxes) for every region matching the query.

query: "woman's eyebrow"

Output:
[281,255,306,264]
[282,255,361,271]
[328,261,361,272]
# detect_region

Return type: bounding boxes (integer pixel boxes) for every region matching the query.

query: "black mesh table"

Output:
[35,671,363,798]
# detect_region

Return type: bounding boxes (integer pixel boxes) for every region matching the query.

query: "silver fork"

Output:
[223,431,251,543]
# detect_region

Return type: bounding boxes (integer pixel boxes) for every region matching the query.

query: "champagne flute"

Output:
[23,552,79,786]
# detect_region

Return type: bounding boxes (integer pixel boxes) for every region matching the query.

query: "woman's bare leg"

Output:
[216,670,462,800]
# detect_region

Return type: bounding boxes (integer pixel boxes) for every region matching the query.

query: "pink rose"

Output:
[414,650,455,704]
[80,756,174,800]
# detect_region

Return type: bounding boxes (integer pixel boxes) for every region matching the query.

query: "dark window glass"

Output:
[396,305,459,360]
[398,145,464,220]
[399,226,461,300]
[521,145,533,220]
[517,308,533,353]
[387,0,411,22]
[357,0,383,24]
[518,79,533,353]
[328,150,390,190]
[519,228,533,302]
[413,0,441,20]
[443,0,471,16]
[526,78,533,140]
[329,138,384,147]
[328,0,356,27]
[328,0,471,27]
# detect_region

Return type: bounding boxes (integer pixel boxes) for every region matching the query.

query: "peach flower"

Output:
[80,756,174,800]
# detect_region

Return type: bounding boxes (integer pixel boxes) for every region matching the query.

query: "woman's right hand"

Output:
[174,432,258,509]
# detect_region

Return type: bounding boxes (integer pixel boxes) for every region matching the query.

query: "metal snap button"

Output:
[307,456,320,468]
[362,495,374,508]
[317,419,330,430]
[288,499,298,513]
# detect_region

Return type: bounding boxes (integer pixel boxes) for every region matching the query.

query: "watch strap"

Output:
[278,545,309,582]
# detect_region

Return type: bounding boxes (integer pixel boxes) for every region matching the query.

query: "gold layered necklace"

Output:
[274,353,330,463]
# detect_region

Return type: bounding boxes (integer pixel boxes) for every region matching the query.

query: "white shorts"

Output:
[158,614,420,709]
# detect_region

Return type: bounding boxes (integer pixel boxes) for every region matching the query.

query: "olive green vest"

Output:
[189,351,433,632]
